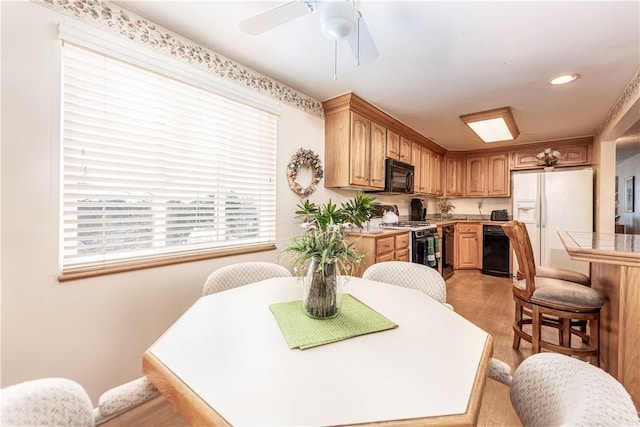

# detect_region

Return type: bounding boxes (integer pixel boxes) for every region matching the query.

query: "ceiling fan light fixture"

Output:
[320,0,358,40]
[460,107,520,143]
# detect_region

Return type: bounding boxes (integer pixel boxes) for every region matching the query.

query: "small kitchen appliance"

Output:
[368,159,414,194]
[410,198,428,221]
[490,209,509,221]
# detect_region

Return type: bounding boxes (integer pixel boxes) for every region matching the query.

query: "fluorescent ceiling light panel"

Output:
[460,107,520,143]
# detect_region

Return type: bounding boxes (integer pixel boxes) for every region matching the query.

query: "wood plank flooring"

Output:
[103,270,525,427]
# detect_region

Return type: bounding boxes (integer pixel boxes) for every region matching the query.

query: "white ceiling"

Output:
[115,1,640,154]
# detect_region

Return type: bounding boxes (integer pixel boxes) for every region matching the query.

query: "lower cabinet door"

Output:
[395,249,409,262]
[376,253,395,263]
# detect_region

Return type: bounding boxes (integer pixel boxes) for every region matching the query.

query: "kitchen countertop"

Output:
[347,228,410,237]
[348,220,511,236]
[429,219,512,226]
[558,231,640,268]
[558,231,640,408]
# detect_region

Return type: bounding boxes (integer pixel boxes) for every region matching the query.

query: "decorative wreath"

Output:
[287,148,324,197]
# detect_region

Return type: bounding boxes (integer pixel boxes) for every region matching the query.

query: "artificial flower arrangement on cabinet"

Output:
[283,193,378,318]
[437,198,456,219]
[536,148,561,170]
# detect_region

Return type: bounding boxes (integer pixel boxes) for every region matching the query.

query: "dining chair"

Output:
[203,262,292,295]
[488,358,513,386]
[361,261,452,310]
[510,353,640,427]
[0,378,95,427]
[501,221,603,364]
[1,376,161,427]
[94,377,160,424]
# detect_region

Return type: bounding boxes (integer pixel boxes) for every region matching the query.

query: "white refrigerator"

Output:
[512,167,593,275]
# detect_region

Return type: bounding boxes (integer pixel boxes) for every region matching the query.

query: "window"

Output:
[60,42,277,279]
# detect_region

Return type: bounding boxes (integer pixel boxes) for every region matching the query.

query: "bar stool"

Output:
[501,221,604,364]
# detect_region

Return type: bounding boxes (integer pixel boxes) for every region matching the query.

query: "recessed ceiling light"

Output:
[460,107,520,143]
[550,74,580,85]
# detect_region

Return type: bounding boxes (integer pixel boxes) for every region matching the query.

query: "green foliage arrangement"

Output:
[284,192,379,276]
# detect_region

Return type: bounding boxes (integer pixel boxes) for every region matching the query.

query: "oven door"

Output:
[412,232,438,269]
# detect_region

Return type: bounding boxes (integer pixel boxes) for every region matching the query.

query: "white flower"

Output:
[536,153,544,159]
[552,150,561,158]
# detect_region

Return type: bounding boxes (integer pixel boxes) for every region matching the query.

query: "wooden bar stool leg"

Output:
[562,318,571,348]
[532,305,541,354]
[590,316,600,366]
[513,301,522,350]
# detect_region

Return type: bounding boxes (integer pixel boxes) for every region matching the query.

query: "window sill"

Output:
[58,244,277,282]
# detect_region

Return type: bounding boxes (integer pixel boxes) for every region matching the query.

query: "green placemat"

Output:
[269,294,398,350]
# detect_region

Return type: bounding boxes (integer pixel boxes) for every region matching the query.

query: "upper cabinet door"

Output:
[386,130,400,160]
[445,157,464,196]
[420,147,430,194]
[411,142,422,193]
[399,137,412,164]
[430,153,444,196]
[370,122,387,189]
[350,112,371,187]
[465,156,486,196]
[487,154,510,196]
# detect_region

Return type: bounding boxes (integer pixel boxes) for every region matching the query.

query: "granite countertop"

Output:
[558,231,640,268]
[347,228,409,237]
[429,216,511,226]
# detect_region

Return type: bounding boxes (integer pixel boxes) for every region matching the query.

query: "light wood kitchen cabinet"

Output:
[370,121,387,189]
[350,112,372,187]
[412,143,430,195]
[511,142,591,170]
[400,137,412,164]
[411,142,422,193]
[421,148,430,195]
[465,156,486,197]
[445,157,465,196]
[395,233,410,261]
[429,151,444,196]
[487,154,510,196]
[347,230,410,277]
[385,130,400,160]
[324,109,385,190]
[455,223,481,269]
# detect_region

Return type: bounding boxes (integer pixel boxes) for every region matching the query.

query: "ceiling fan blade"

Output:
[239,1,311,35]
[347,14,378,65]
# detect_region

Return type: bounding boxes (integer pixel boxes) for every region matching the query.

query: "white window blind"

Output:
[61,43,277,276]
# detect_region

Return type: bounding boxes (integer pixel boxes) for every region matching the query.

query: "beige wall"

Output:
[594,71,640,233]
[0,1,351,402]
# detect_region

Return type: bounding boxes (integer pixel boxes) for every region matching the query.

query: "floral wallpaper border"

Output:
[33,0,324,118]
[594,66,640,141]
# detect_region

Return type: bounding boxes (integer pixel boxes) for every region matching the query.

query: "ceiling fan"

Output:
[239,0,378,73]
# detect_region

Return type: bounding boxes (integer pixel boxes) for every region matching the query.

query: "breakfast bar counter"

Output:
[558,231,640,407]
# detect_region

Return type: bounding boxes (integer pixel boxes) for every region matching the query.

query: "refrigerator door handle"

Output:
[535,174,542,227]
[540,174,546,228]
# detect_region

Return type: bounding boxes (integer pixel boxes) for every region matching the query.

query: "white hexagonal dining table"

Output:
[143,276,493,426]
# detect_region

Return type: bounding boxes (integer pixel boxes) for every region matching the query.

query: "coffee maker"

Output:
[410,198,428,221]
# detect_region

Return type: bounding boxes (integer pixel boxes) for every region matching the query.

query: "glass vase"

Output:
[302,258,342,319]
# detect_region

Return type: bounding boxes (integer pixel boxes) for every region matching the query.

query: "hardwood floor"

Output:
[104,270,524,427]
[446,270,524,427]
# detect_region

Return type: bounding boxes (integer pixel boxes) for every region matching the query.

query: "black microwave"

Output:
[384,158,414,194]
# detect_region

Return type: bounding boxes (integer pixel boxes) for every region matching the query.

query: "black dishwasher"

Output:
[482,225,510,277]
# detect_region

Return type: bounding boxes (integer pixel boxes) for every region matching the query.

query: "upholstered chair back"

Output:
[203,262,291,295]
